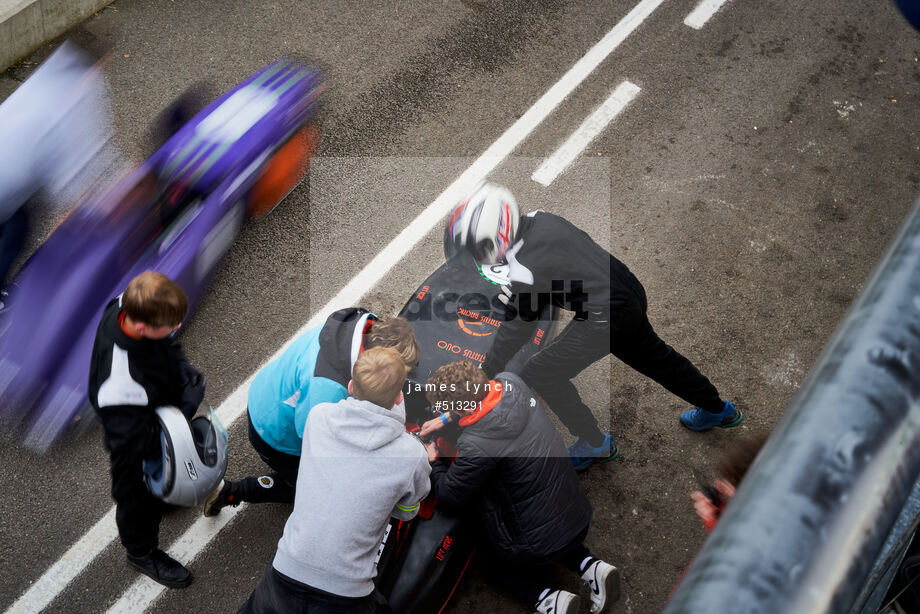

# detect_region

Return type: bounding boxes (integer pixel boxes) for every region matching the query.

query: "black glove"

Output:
[179,362,205,419]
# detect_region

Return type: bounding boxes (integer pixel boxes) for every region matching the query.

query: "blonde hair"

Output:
[365,317,419,368]
[123,271,188,327]
[425,360,488,407]
[352,347,407,409]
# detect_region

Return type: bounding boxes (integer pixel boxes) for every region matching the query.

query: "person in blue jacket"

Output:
[203,308,419,516]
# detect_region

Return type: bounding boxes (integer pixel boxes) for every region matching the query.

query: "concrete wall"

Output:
[0,0,112,70]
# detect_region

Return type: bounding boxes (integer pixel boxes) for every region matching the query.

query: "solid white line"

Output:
[106,505,248,614]
[5,509,118,614]
[532,81,641,186]
[684,0,730,29]
[6,1,668,612]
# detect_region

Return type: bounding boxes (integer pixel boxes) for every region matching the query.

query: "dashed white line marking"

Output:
[684,0,730,29]
[532,80,641,186]
[5,0,669,612]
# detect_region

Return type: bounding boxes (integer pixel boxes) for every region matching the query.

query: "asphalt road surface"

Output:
[1,1,918,613]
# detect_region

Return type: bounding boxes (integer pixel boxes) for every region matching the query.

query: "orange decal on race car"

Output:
[435,535,454,561]
[457,318,493,337]
[533,328,545,346]
[435,340,486,363]
[437,340,463,354]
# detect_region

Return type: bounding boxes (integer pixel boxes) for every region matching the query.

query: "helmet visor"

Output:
[470,238,499,266]
[444,200,470,261]
[443,221,462,261]
[209,406,228,447]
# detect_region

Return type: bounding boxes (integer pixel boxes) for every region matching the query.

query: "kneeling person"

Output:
[205,309,418,516]
[240,347,431,613]
[426,361,619,614]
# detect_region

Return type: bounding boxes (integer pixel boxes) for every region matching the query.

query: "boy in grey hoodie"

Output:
[239,347,431,614]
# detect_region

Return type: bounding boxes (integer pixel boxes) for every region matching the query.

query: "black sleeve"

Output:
[429,444,498,512]
[169,339,205,419]
[481,284,539,377]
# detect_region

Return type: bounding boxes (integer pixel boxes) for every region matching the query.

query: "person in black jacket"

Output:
[88,271,205,588]
[425,361,619,614]
[440,181,740,470]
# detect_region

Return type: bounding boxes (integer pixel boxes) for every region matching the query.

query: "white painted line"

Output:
[532,80,641,186]
[5,0,668,611]
[106,505,248,614]
[684,0,730,29]
[4,509,118,614]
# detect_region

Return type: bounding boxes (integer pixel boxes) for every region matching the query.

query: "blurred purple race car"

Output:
[0,58,323,451]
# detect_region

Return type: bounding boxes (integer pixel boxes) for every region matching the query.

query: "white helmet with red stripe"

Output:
[443,181,520,265]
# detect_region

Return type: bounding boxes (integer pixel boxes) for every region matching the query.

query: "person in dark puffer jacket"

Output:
[424,361,619,614]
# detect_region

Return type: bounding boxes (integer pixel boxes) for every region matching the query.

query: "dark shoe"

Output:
[126,549,192,588]
[568,433,619,472]
[680,401,743,432]
[203,479,238,517]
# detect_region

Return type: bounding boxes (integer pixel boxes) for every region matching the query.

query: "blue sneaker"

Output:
[568,434,619,471]
[680,401,742,432]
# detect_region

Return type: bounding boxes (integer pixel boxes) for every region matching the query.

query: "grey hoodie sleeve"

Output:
[391,450,432,520]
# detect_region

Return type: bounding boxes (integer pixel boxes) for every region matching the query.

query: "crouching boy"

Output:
[425,361,619,614]
[204,310,418,516]
[240,347,431,613]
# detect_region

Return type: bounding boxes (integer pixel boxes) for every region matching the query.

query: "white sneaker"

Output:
[581,559,620,613]
[535,589,580,614]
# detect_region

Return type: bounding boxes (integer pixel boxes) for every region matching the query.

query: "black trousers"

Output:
[520,299,723,442]
[239,564,377,614]
[106,432,164,557]
[234,410,298,504]
[480,527,592,606]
